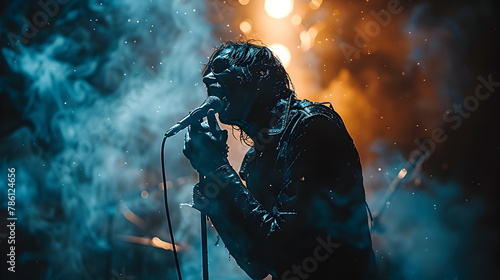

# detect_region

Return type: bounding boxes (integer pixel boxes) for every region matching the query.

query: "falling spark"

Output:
[119,202,146,229]
[397,168,408,179]
[119,235,182,252]
[373,148,432,220]
[151,236,182,251]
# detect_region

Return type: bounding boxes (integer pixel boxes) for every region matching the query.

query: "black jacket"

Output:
[193,99,379,279]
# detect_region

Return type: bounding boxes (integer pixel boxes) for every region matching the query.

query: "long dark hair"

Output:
[203,40,295,99]
[203,40,296,145]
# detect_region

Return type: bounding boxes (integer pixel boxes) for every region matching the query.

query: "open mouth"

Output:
[208,82,222,88]
[206,82,224,97]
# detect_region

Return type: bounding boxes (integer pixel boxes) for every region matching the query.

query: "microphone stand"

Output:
[201,213,209,280]
[199,172,209,280]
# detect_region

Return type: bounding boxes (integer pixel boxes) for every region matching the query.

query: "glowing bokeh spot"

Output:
[308,26,319,42]
[239,0,250,5]
[270,43,291,68]
[265,0,294,19]
[300,30,312,50]
[309,0,323,10]
[291,14,302,26]
[240,20,252,33]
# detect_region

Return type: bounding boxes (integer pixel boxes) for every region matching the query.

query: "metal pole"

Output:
[201,213,209,280]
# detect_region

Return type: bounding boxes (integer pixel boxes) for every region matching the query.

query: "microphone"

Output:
[164,96,224,138]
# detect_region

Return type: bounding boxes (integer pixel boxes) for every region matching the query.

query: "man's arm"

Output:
[188,113,370,275]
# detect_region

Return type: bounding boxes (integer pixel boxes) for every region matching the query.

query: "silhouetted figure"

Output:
[183,41,379,279]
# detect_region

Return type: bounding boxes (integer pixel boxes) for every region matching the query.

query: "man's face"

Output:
[202,48,232,101]
[202,48,256,126]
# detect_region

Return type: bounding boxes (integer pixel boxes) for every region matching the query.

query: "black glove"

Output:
[183,109,229,176]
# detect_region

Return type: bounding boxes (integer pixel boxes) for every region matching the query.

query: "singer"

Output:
[182,40,380,279]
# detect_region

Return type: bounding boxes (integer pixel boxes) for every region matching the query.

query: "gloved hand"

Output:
[183,109,229,176]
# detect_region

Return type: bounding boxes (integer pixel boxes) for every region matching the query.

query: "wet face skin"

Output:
[202,48,267,138]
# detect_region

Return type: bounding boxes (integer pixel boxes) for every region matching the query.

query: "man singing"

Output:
[183,40,379,279]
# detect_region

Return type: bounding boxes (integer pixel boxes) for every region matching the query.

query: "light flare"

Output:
[265,0,294,19]
[270,43,291,68]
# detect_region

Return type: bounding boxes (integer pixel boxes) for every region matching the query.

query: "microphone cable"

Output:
[159,96,222,280]
[160,135,183,280]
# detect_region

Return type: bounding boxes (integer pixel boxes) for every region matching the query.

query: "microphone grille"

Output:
[205,96,223,112]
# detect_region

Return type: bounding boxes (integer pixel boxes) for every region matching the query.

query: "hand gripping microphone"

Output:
[164,96,224,138]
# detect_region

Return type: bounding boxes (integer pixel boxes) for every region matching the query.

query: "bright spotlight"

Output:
[265,0,294,19]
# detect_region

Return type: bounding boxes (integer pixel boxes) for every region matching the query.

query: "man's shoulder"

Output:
[286,99,353,143]
[294,99,343,125]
